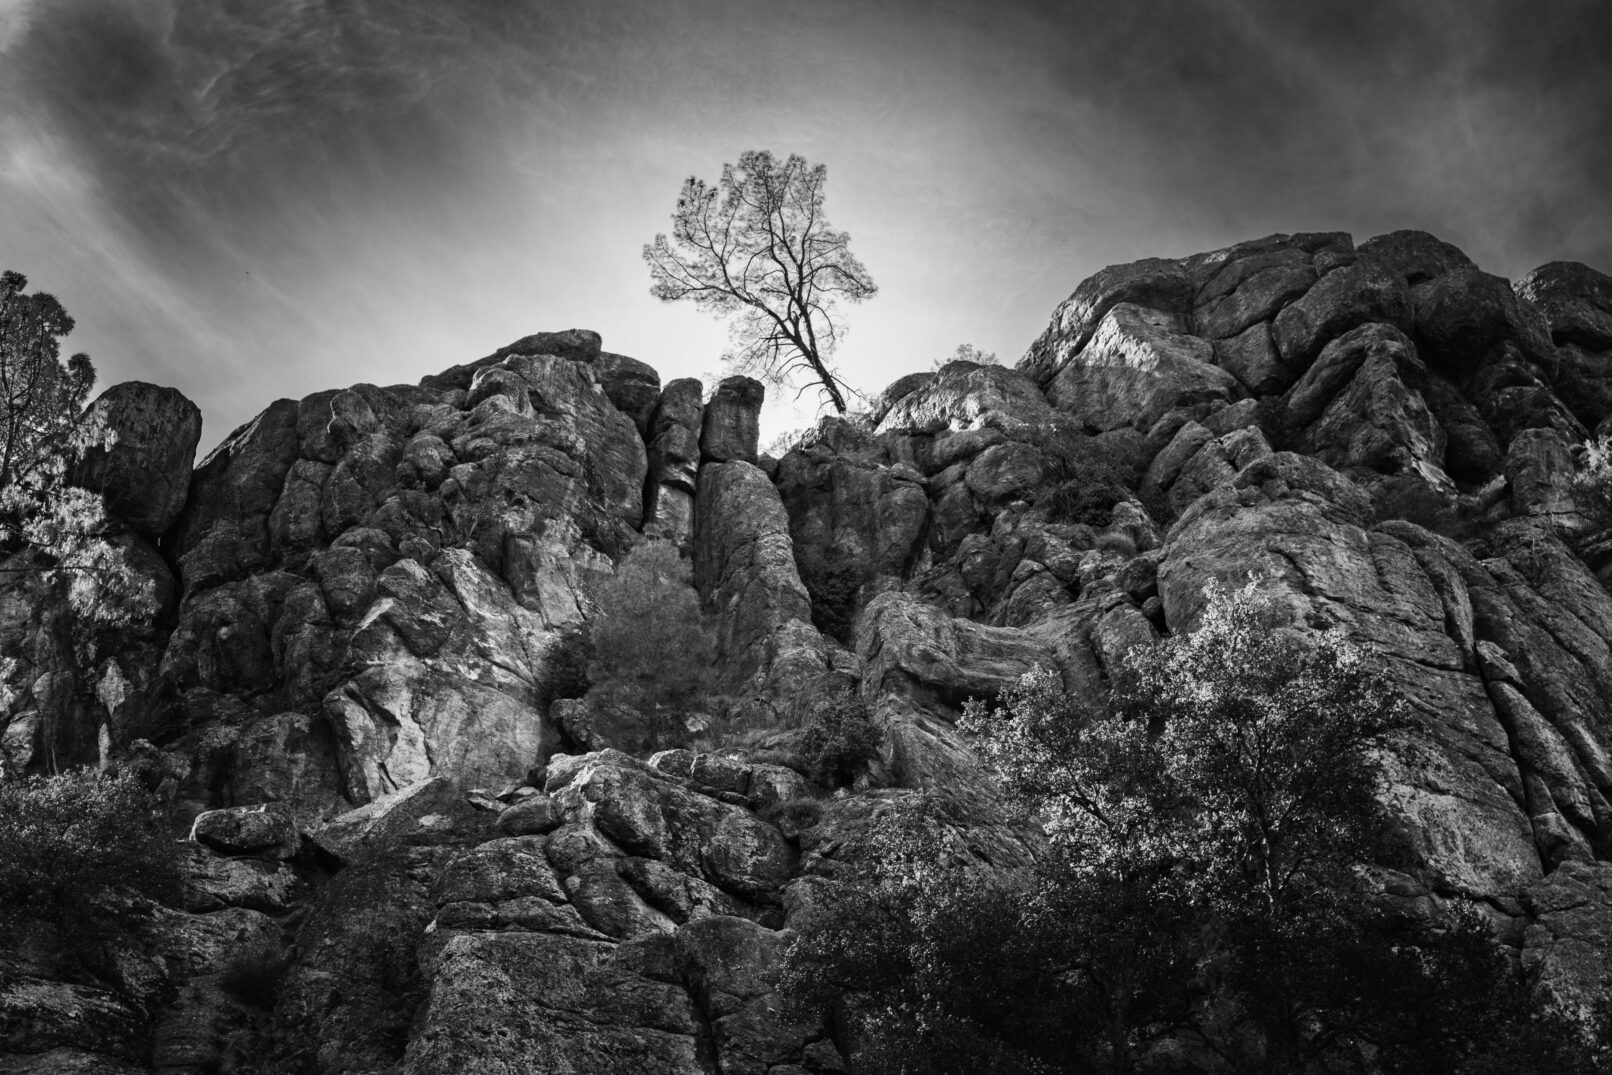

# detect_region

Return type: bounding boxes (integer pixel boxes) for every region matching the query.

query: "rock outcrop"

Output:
[5,232,1612,1072]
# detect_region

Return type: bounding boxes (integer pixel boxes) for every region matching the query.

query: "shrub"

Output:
[585,540,717,751]
[799,690,881,788]
[784,582,1610,1073]
[0,768,181,941]
[1572,435,1612,541]
[1093,531,1137,558]
[1038,431,1131,527]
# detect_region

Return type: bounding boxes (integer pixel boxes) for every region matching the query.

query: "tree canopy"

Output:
[643,151,876,414]
[0,271,94,503]
[783,581,1606,1074]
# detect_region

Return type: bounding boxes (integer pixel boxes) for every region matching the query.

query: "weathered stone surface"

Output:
[273,844,445,1073]
[1193,246,1315,340]
[171,397,301,592]
[1307,332,1448,484]
[70,381,203,536]
[1047,303,1240,432]
[404,931,704,1075]
[310,777,490,865]
[877,362,1053,437]
[557,755,795,900]
[694,461,831,711]
[1271,258,1411,373]
[775,441,929,613]
[676,915,827,1074]
[1505,427,1578,521]
[1411,266,1544,373]
[190,802,301,860]
[178,843,306,913]
[1020,257,1195,384]
[869,371,935,425]
[701,376,765,464]
[17,235,1612,1072]
[1358,229,1475,284]
[1515,260,1612,351]
[1212,321,1291,395]
[595,352,661,435]
[497,793,564,836]
[1521,861,1612,1017]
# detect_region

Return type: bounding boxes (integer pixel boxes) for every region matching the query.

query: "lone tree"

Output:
[643,151,876,413]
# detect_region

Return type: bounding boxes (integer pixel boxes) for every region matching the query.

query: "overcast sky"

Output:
[2,0,1610,453]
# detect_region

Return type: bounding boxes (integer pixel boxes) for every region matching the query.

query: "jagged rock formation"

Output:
[3,229,1612,1071]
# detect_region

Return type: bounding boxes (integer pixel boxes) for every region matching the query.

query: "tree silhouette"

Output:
[643,151,876,413]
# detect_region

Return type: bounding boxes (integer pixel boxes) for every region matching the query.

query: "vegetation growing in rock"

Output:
[0,272,160,675]
[783,582,1608,1074]
[0,768,180,950]
[583,539,718,751]
[0,270,95,500]
[643,150,877,414]
[932,343,1000,370]
[1039,430,1132,527]
[798,687,881,788]
[1572,434,1612,543]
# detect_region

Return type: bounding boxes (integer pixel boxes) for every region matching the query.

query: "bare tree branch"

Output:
[642,151,876,414]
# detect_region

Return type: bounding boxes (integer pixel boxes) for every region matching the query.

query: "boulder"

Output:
[308,776,481,864]
[70,381,203,536]
[877,362,1053,437]
[558,755,795,900]
[701,376,765,464]
[1271,258,1411,373]
[1192,246,1315,340]
[1212,322,1291,395]
[595,352,661,435]
[1047,303,1240,432]
[497,793,564,836]
[1515,261,1612,351]
[177,844,306,913]
[1358,230,1476,285]
[1410,266,1544,373]
[1020,257,1195,384]
[189,803,301,860]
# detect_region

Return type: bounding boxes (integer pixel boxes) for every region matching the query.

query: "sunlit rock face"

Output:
[7,232,1612,1072]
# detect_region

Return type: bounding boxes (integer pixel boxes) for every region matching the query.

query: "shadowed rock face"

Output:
[7,233,1612,1071]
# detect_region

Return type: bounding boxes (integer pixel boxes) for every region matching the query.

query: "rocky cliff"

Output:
[3,230,1612,1073]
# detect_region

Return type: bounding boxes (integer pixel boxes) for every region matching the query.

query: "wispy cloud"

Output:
[1,0,1608,448]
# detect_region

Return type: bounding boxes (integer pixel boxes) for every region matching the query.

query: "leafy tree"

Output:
[0,767,181,956]
[584,539,717,751]
[643,150,877,414]
[786,581,1605,1074]
[0,274,150,650]
[0,270,94,499]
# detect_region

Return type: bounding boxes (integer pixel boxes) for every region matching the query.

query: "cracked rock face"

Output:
[7,231,1612,1071]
